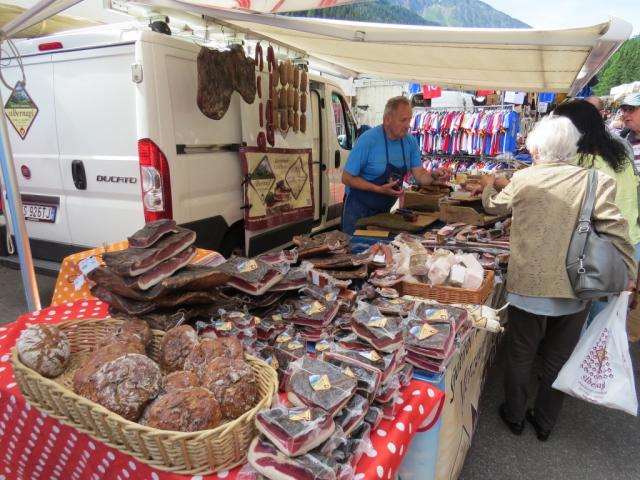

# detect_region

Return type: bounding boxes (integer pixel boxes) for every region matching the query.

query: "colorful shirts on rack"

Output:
[410,109,520,156]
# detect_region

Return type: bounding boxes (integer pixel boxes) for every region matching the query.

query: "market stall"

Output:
[0,301,444,480]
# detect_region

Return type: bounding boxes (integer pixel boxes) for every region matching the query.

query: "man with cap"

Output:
[620,92,640,168]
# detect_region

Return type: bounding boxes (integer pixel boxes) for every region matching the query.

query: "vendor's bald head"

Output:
[383,96,412,140]
[585,96,605,117]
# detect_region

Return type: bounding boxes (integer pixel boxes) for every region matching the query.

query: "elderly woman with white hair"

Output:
[477,116,637,441]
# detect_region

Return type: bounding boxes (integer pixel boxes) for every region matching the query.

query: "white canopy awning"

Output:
[149,0,632,95]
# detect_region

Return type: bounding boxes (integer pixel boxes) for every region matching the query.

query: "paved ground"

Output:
[1,265,639,479]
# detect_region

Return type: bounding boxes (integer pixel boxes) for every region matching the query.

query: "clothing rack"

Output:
[411,107,520,157]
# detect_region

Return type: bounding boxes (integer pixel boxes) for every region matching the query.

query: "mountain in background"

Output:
[593,36,640,96]
[389,0,529,28]
[285,0,530,28]
[281,0,437,25]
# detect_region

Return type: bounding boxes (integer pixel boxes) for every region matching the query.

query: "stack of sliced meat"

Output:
[403,303,470,374]
[89,220,233,330]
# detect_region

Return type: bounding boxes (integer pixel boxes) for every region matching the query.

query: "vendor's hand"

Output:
[377,179,403,197]
[431,167,450,183]
[494,177,511,191]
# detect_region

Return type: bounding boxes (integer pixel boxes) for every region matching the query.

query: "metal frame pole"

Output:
[0,87,40,312]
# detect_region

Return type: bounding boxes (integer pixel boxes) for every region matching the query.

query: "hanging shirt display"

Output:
[410,109,520,156]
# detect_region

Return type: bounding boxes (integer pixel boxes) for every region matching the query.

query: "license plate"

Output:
[23,203,57,223]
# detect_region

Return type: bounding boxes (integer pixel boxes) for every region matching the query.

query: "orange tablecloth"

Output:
[51,242,224,305]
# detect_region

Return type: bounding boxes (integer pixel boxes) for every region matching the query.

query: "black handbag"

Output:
[566,170,628,299]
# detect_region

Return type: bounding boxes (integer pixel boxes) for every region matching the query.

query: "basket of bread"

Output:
[11,318,278,475]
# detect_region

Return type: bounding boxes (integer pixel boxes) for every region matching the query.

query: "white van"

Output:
[0,22,356,263]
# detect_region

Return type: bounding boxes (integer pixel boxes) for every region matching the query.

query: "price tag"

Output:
[373,253,386,264]
[276,333,291,344]
[288,408,312,422]
[411,323,438,340]
[238,259,258,273]
[426,308,449,321]
[315,340,330,352]
[309,374,332,391]
[78,255,99,276]
[254,316,261,325]
[344,366,355,378]
[73,275,85,291]
[288,341,304,351]
[359,350,382,362]
[389,298,404,305]
[272,314,283,322]
[215,321,233,332]
[302,301,326,316]
[324,292,338,302]
[368,317,387,328]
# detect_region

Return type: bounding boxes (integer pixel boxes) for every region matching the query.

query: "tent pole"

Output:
[0,88,41,312]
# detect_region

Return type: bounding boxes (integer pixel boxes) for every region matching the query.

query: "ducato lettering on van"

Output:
[96,175,138,184]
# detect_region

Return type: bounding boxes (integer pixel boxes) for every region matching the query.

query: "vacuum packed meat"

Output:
[351,304,404,352]
[127,219,178,248]
[285,356,357,415]
[255,406,335,456]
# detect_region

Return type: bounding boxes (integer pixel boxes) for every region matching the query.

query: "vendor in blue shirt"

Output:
[341,96,447,234]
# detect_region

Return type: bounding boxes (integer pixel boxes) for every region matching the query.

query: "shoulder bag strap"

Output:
[575,170,598,262]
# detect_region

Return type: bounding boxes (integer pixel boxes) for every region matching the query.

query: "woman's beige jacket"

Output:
[482,162,637,299]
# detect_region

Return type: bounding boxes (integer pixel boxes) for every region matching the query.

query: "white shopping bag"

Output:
[553,292,638,416]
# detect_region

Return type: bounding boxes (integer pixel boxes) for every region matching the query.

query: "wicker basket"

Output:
[401,270,495,304]
[11,318,278,475]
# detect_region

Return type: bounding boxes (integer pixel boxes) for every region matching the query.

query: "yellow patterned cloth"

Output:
[51,241,220,305]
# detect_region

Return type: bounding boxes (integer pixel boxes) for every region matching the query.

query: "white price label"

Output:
[73,275,86,291]
[78,256,99,275]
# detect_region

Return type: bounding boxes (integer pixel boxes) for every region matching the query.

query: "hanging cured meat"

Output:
[227,44,256,104]
[197,47,233,120]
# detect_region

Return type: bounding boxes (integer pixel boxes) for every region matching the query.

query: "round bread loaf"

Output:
[164,370,199,391]
[93,353,162,421]
[142,387,222,432]
[73,341,146,400]
[184,337,244,379]
[99,319,152,350]
[17,325,70,378]
[201,357,257,419]
[159,325,199,373]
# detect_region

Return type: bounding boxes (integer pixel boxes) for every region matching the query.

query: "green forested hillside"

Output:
[594,36,640,96]
[285,0,529,28]
[282,0,437,25]
[389,0,529,28]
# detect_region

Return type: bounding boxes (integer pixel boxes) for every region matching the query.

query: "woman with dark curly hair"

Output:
[554,99,640,314]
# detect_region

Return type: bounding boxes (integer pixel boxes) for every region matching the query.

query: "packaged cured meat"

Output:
[370,296,415,316]
[375,372,401,403]
[274,328,308,387]
[256,312,288,342]
[351,303,404,353]
[283,293,340,328]
[364,404,384,429]
[305,253,371,270]
[285,356,357,415]
[326,422,371,475]
[413,302,469,333]
[248,437,338,480]
[271,266,308,291]
[255,406,336,456]
[257,249,299,265]
[316,264,368,280]
[374,391,401,420]
[329,342,401,383]
[334,393,369,436]
[404,314,455,360]
[218,257,288,295]
[368,270,404,288]
[398,363,414,387]
[322,350,382,401]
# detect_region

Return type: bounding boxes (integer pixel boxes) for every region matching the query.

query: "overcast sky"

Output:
[484,0,640,34]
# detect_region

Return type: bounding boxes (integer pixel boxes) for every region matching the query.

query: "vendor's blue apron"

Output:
[341,131,408,235]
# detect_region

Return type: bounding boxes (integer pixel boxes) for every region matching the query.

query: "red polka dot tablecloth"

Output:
[0,301,444,480]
